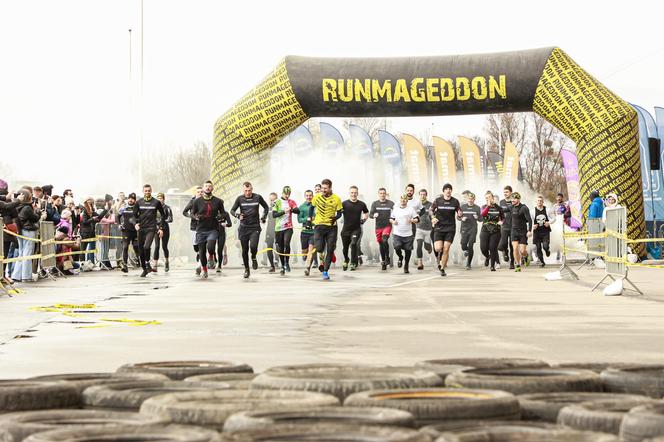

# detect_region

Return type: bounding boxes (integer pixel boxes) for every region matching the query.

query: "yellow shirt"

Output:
[312,193,343,226]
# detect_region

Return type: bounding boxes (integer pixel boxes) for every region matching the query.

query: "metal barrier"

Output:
[579,218,604,270]
[95,222,122,269]
[39,221,56,269]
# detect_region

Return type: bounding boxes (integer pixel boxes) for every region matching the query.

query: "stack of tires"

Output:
[1,359,664,441]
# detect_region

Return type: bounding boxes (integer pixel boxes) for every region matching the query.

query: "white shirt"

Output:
[391,205,418,237]
[407,197,423,213]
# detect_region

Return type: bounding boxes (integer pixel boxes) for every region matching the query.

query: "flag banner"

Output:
[402,134,429,192]
[318,122,345,153]
[458,136,483,189]
[378,130,402,164]
[560,149,583,229]
[289,125,313,155]
[502,141,520,186]
[349,124,374,157]
[486,151,503,189]
[432,136,457,189]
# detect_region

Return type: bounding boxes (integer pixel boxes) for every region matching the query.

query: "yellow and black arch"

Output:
[212,47,644,252]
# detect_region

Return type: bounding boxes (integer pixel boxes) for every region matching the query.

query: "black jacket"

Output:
[182,197,198,231]
[17,203,40,231]
[191,195,226,231]
[0,195,20,227]
[134,197,165,231]
[80,208,106,238]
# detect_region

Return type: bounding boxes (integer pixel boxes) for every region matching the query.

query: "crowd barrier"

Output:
[560,207,662,294]
[0,219,124,297]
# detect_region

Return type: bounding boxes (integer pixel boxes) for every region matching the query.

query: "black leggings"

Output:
[275,229,294,267]
[498,229,514,264]
[314,225,338,272]
[460,229,477,266]
[240,228,261,269]
[138,229,156,270]
[378,235,390,263]
[341,229,361,265]
[394,247,412,269]
[534,231,551,263]
[153,227,170,260]
[122,231,140,267]
[480,227,501,267]
[216,228,227,267]
[264,233,276,268]
[198,238,216,269]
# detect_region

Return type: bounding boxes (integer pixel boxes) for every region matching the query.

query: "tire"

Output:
[445,368,601,394]
[0,409,167,442]
[250,363,442,400]
[557,397,656,434]
[412,364,473,381]
[217,423,430,442]
[29,372,170,393]
[601,366,664,397]
[344,388,520,426]
[418,358,548,371]
[223,407,415,432]
[22,425,221,442]
[436,427,618,442]
[139,390,340,429]
[419,420,557,438]
[619,403,664,442]
[554,363,652,374]
[518,392,649,422]
[185,374,258,390]
[117,361,254,380]
[82,380,231,410]
[0,381,80,413]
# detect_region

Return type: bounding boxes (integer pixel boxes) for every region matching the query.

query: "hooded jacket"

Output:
[588,191,604,220]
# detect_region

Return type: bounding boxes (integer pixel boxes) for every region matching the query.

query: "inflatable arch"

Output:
[212,47,644,252]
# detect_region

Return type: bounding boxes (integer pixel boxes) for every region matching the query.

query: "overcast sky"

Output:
[1,0,662,194]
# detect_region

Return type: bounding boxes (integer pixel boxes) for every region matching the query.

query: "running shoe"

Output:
[545,248,551,257]
[490,266,496,272]
[515,266,521,272]
[322,271,330,280]
[202,270,208,279]
[465,265,471,270]
[417,260,424,270]
[397,258,403,268]
[151,267,157,273]
[404,266,410,274]
[343,261,349,271]
[216,267,222,273]
[208,255,216,269]
[381,262,387,271]
[503,252,509,262]
[243,268,250,278]
[280,268,285,276]
[509,263,515,270]
[285,263,291,272]
[304,269,310,276]
[540,262,546,268]
[440,268,446,277]
[165,260,170,272]
[350,263,357,271]
[485,257,490,267]
[252,258,258,270]
[195,266,201,276]
[140,268,149,278]
[269,267,276,273]
[121,265,128,274]
[525,255,531,267]
[318,263,325,272]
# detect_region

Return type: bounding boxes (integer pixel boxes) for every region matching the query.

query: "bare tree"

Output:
[484,113,529,156]
[343,117,385,149]
[142,141,212,192]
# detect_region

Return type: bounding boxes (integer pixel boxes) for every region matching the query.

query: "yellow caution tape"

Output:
[96,235,124,240]
[2,229,41,242]
[99,318,161,326]
[77,324,114,329]
[1,254,43,264]
[563,231,607,240]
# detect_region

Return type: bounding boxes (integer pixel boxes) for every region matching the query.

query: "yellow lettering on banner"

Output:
[489,75,507,99]
[393,79,410,102]
[426,78,439,101]
[354,79,370,101]
[322,79,337,101]
[410,78,425,102]
[338,79,353,102]
[456,77,470,101]
[440,78,454,101]
[471,76,487,100]
[372,79,392,102]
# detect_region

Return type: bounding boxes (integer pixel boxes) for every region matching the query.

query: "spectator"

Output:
[55,209,79,275]
[588,190,604,221]
[45,195,63,224]
[0,183,20,282]
[79,196,101,270]
[98,195,116,269]
[11,189,40,283]
[602,193,621,224]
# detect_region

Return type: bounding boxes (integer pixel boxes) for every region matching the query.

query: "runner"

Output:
[190,180,226,279]
[182,186,204,275]
[458,192,481,270]
[369,188,394,271]
[479,191,504,272]
[415,189,433,270]
[341,186,369,271]
[390,195,419,274]
[510,192,532,272]
[314,184,322,194]
[231,181,269,279]
[263,192,278,272]
[134,184,166,277]
[431,183,462,277]
[499,185,515,269]
[119,193,140,274]
[273,186,299,275]
[298,190,318,274]
[532,195,553,268]
[216,200,232,274]
[153,192,173,272]
[310,178,343,281]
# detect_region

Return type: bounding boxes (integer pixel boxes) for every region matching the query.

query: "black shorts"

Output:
[238,225,261,241]
[511,230,528,245]
[433,230,455,243]
[300,232,314,249]
[392,234,414,251]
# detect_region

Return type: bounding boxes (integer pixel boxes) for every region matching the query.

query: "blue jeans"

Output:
[11,230,36,282]
[83,240,96,263]
[4,242,17,277]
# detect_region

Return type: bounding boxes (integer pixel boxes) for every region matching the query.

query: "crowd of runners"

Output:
[180,179,574,281]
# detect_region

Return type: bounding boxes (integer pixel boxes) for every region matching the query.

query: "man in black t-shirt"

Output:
[134,184,165,277]
[341,186,369,271]
[510,192,533,272]
[369,188,395,271]
[458,192,482,270]
[191,180,227,279]
[498,185,515,269]
[231,181,269,278]
[430,183,462,277]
